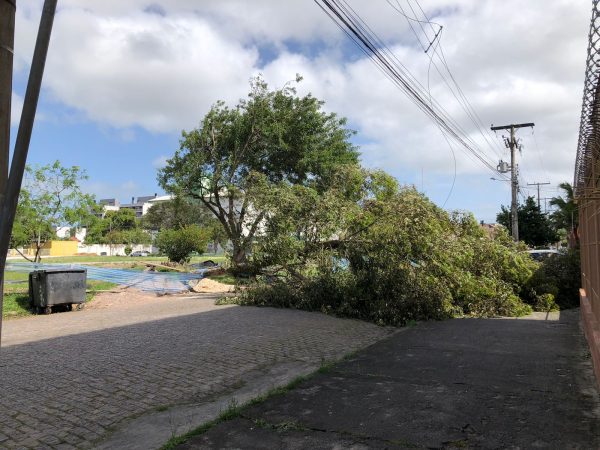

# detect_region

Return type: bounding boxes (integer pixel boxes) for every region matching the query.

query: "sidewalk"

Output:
[0,298,394,449]
[179,309,600,448]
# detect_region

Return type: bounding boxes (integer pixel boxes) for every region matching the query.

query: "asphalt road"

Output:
[182,309,600,449]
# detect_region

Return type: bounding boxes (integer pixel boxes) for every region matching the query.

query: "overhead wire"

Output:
[315,0,509,180]
[337,0,489,157]
[332,0,501,169]
[425,26,456,207]
[398,0,506,161]
[530,128,551,182]
[385,0,502,162]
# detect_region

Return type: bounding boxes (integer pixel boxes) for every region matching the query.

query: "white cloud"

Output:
[10,92,23,127]
[12,0,590,191]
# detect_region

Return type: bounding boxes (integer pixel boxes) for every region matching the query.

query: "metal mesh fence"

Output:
[577,1,600,323]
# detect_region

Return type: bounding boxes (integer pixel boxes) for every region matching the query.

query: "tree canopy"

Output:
[158,76,359,266]
[11,161,97,262]
[549,182,578,233]
[496,196,558,247]
[85,209,150,246]
[141,197,211,231]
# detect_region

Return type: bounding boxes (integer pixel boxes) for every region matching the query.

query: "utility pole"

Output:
[540,197,552,214]
[527,182,551,210]
[0,0,16,349]
[0,0,57,348]
[0,0,15,201]
[491,122,535,241]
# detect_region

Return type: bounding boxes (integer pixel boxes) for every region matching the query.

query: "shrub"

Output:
[524,249,580,310]
[124,245,132,256]
[155,225,210,263]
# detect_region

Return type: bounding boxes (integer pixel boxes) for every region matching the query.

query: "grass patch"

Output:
[2,293,31,318]
[86,280,119,302]
[160,357,344,449]
[4,271,28,281]
[87,280,119,291]
[2,275,119,317]
[206,272,252,286]
[207,273,237,285]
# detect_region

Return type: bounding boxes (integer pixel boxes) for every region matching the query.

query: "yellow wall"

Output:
[12,240,79,257]
[43,240,78,256]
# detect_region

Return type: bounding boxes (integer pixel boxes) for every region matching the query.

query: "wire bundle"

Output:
[314,0,510,186]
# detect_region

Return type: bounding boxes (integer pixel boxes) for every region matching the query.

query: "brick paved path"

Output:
[0,295,392,449]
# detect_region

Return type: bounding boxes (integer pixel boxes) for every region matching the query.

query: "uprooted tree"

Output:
[234,166,542,325]
[158,76,359,268]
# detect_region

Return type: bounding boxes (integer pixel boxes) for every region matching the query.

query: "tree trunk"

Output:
[15,247,34,263]
[231,240,247,268]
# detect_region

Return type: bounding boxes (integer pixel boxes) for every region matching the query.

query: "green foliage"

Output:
[524,249,581,310]
[158,76,359,266]
[497,196,558,247]
[141,197,211,231]
[155,225,210,263]
[549,182,578,232]
[85,209,151,245]
[124,246,133,256]
[236,168,536,326]
[11,161,98,262]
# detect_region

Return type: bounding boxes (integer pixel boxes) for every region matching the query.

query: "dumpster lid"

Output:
[33,268,87,274]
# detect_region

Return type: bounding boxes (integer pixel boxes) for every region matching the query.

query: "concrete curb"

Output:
[93,360,322,450]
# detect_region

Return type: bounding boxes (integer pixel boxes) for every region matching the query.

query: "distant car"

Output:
[130,250,150,257]
[526,249,559,261]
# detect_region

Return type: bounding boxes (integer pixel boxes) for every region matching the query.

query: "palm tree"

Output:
[549,182,578,243]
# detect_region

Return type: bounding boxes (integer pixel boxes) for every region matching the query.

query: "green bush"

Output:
[155,225,210,263]
[524,249,580,310]
[124,245,132,256]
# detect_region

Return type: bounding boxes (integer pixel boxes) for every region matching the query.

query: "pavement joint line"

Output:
[1,301,394,449]
[96,360,327,450]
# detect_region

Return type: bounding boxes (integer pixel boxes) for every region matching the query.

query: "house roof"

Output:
[148,194,173,203]
[136,195,156,203]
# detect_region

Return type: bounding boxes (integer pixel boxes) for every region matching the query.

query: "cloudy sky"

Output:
[10,0,590,221]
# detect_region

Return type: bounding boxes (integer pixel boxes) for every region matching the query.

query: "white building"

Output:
[97,194,173,218]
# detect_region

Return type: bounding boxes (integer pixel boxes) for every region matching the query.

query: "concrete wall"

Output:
[77,243,156,256]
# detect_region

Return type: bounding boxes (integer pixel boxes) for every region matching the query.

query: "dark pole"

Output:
[527,182,551,209]
[0,0,15,202]
[491,122,535,241]
[0,0,57,347]
[0,0,16,341]
[509,126,519,241]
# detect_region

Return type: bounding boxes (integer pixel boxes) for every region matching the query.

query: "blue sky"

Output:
[10,0,588,222]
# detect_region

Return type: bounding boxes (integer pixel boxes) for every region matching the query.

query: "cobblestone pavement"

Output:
[0,295,393,449]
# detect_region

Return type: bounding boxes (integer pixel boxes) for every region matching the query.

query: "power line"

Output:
[396,0,506,161]
[314,0,509,181]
